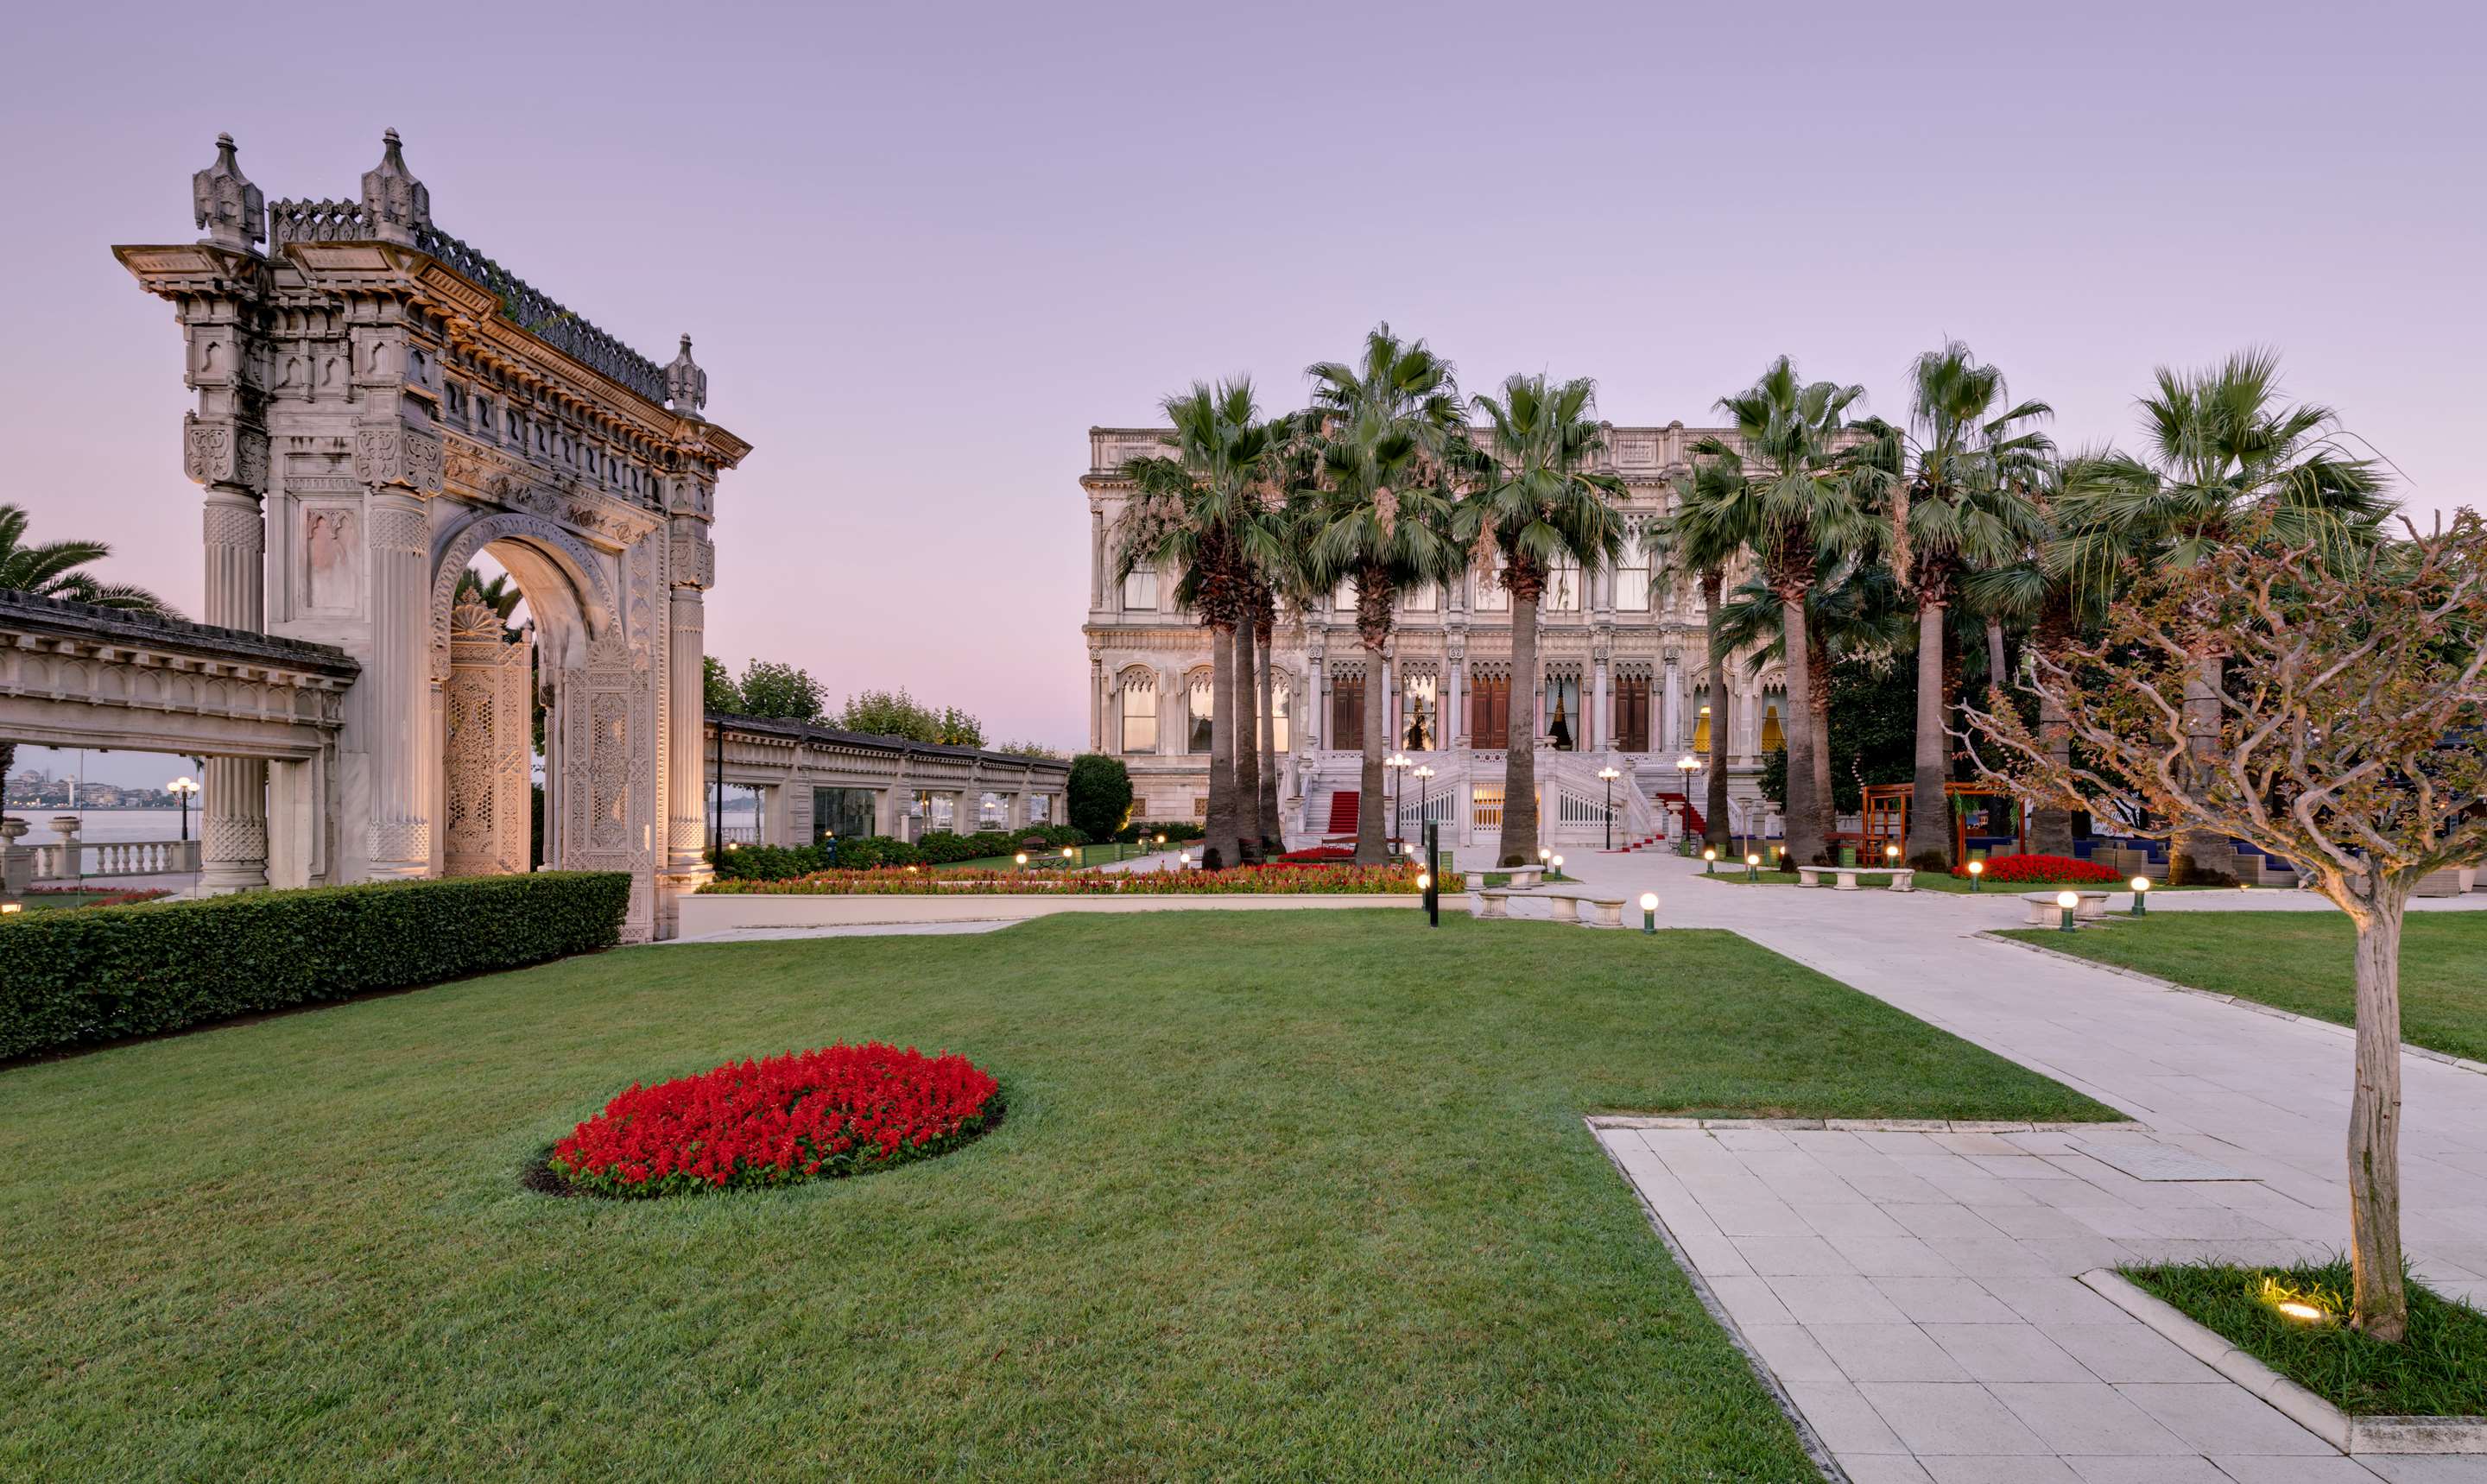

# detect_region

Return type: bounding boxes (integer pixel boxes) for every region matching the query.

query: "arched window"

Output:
[1271,677,1293,754]
[1760,694,1786,753]
[1186,669,1214,753]
[1118,670,1157,753]
[1692,691,1713,755]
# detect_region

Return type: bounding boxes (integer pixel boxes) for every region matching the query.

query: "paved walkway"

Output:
[1492,846,2487,1482]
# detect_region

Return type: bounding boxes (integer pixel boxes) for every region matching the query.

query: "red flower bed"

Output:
[1955,853,2122,885]
[1273,845,1354,863]
[547,1043,1001,1197]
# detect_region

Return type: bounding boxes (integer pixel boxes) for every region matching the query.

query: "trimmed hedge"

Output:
[711,826,1092,881]
[0,871,631,1060]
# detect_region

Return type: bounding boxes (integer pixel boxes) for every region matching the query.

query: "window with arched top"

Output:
[1692,691,1713,755]
[1186,668,1214,754]
[1760,694,1786,753]
[1270,676,1293,754]
[1118,670,1157,753]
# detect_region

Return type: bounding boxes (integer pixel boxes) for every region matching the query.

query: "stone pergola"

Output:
[104,131,750,938]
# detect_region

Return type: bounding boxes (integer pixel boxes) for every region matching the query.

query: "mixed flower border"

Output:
[540,1043,1003,1199]
[699,863,1458,896]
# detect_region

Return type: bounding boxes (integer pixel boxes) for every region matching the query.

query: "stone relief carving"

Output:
[183,416,269,489]
[368,504,429,558]
[352,426,445,493]
[201,502,264,548]
[303,507,360,609]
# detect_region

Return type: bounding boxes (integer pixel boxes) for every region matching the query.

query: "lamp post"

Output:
[1639,891,1659,934]
[2131,876,2151,916]
[1967,859,1984,892]
[1412,764,1435,836]
[1596,765,1621,849]
[1674,755,1701,844]
[167,775,199,842]
[1385,752,1411,849]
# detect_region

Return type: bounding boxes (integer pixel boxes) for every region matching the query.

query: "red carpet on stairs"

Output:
[1323,791,1359,837]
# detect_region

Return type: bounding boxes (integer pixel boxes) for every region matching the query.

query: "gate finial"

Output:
[192,133,264,254]
[664,333,707,416]
[360,128,431,245]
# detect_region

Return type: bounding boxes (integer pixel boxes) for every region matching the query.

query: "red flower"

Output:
[547,1043,1001,1198]
[1955,853,2123,885]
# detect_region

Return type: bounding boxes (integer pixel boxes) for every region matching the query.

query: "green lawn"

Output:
[1699,868,1977,893]
[2125,1260,2487,1416]
[0,912,2110,1481]
[1998,912,2487,1063]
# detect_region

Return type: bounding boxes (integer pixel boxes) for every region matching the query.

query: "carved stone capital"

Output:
[184,415,269,492]
[353,425,444,494]
[668,529,714,590]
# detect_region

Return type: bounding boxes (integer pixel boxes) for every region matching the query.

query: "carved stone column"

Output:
[665,529,712,877]
[358,426,443,877]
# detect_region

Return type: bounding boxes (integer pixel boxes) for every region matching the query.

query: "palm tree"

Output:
[1305,423,1466,865]
[2058,350,2388,881]
[1459,374,1627,867]
[1649,450,1759,854]
[1707,359,1873,866]
[1865,344,2054,867]
[1,503,176,615]
[1712,555,1910,835]
[1116,380,1295,868]
[1305,326,1467,864]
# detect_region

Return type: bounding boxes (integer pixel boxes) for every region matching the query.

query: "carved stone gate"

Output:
[443,598,532,876]
[115,131,751,938]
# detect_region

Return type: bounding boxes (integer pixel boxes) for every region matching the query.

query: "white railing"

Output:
[1555,792,1610,826]
[28,839,202,881]
[718,824,762,845]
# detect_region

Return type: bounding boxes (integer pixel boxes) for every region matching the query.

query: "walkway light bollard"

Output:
[1883,843,1900,868]
[1744,852,1760,882]
[2057,889,2079,932]
[1639,891,1658,934]
[1549,854,1564,881]
[1423,820,1440,928]
[1966,860,1984,893]
[1702,847,1716,875]
[2131,876,2150,916]
[1014,851,1028,873]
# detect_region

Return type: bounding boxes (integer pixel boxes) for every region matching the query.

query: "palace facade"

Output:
[1079,425,1789,849]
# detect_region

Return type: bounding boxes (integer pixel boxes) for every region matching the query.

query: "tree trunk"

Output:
[1907,599,1951,865]
[2172,657,2228,884]
[1984,616,2008,697]
[1356,641,1389,865]
[1808,644,1835,855]
[1702,571,1731,854]
[1502,590,1541,866]
[1256,616,1281,850]
[1780,587,1821,867]
[1205,622,1237,870]
[1232,617,1262,864]
[2347,881,2411,1342]
[2026,608,2076,856]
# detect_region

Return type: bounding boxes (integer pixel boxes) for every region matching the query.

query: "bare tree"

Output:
[1964,511,2487,1342]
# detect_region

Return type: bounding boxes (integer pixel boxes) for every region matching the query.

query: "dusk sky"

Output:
[5,0,2481,783]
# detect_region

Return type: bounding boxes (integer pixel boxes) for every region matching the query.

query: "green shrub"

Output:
[1115,819,1204,844]
[712,843,832,881]
[713,827,1092,881]
[1067,754,1133,842]
[0,872,630,1060]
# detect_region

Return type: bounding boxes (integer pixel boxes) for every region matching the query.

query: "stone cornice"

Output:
[0,589,358,684]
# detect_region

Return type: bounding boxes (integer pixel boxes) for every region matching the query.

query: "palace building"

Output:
[1079,425,1789,850]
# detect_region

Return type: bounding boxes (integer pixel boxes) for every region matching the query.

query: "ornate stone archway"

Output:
[117,130,751,938]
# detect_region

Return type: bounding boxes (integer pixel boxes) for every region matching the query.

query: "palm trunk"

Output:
[1906,599,1952,865]
[1356,642,1388,865]
[1205,622,1237,870]
[1256,616,1281,850]
[1702,571,1731,853]
[2347,881,2411,1342]
[1808,646,1835,855]
[1780,589,1821,867]
[1984,616,2008,697]
[2172,658,2227,884]
[1502,590,1541,865]
[1232,618,1262,864]
[2027,610,2077,857]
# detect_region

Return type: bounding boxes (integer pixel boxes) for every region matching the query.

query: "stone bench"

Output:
[1473,889,1510,920]
[1547,894,1580,924]
[1795,865,1916,891]
[1499,864,1546,889]
[2022,889,2110,925]
[1587,897,1626,928]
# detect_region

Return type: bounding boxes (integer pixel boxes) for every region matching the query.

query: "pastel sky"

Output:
[3,0,2480,785]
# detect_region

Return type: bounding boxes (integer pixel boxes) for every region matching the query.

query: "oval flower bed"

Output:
[1953,853,2123,885]
[699,863,1454,896]
[544,1043,1002,1197]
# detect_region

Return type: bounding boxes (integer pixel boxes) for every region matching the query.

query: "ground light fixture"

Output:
[1967,860,1984,892]
[1415,872,1430,892]
[1884,843,1900,865]
[2131,876,2151,916]
[1639,891,1659,934]
[1155,833,1167,846]
[1014,852,1028,868]
[2275,1299,2328,1323]
[1538,847,1551,864]
[1745,852,1761,881]
[1702,847,1717,874]
[1549,855,1565,879]
[0,902,19,916]
[2057,890,2079,931]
